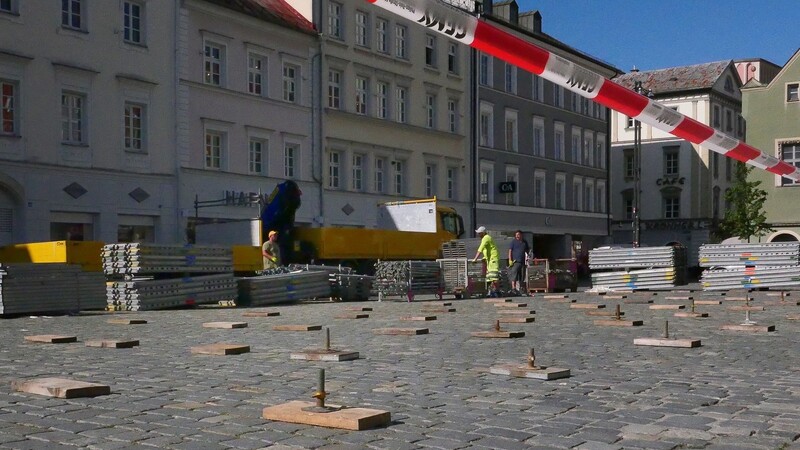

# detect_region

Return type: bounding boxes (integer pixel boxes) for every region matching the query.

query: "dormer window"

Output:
[724,76,734,93]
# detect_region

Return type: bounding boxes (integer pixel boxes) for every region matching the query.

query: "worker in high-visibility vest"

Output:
[262,230,282,270]
[472,226,500,297]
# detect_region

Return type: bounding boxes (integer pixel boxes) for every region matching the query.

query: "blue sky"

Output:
[514,0,798,72]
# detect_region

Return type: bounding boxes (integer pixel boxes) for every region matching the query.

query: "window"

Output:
[570,92,578,112]
[725,109,733,132]
[505,110,517,152]
[713,186,720,219]
[554,122,564,161]
[737,114,744,138]
[663,147,678,176]
[584,133,594,167]
[479,161,493,203]
[377,82,389,119]
[447,43,458,74]
[328,1,342,39]
[352,154,363,191]
[0,0,16,13]
[712,105,721,129]
[248,54,266,96]
[788,83,799,102]
[573,178,582,211]
[447,99,458,133]
[61,92,85,144]
[505,63,516,94]
[553,84,563,108]
[597,135,606,169]
[780,142,800,186]
[581,97,589,116]
[505,166,518,206]
[479,53,491,86]
[395,25,407,59]
[204,42,224,86]
[712,152,719,179]
[123,102,145,152]
[249,139,266,174]
[123,1,143,44]
[585,180,594,212]
[374,157,385,192]
[62,0,83,30]
[425,94,436,129]
[446,167,456,200]
[328,151,340,188]
[663,195,680,219]
[393,160,405,194]
[571,128,581,164]
[554,174,566,209]
[726,156,732,181]
[532,117,544,157]
[624,149,634,179]
[724,76,734,93]
[355,11,368,47]
[355,76,368,115]
[204,130,224,169]
[396,86,407,123]
[1,80,18,135]
[425,164,436,197]
[327,69,341,109]
[479,103,493,147]
[623,195,633,220]
[282,64,298,103]
[597,181,606,213]
[533,170,545,207]
[532,74,543,101]
[626,116,634,129]
[425,35,436,67]
[376,18,389,53]
[284,143,297,178]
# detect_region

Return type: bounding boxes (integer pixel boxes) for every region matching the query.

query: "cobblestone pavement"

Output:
[0,288,799,450]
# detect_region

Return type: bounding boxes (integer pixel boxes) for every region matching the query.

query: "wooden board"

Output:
[649,304,685,310]
[634,338,701,348]
[203,322,248,329]
[470,331,525,338]
[289,350,359,361]
[728,306,765,311]
[497,316,534,323]
[542,295,568,299]
[764,300,800,306]
[787,314,800,320]
[695,300,722,305]
[496,309,535,315]
[489,364,570,380]
[191,344,251,355]
[624,299,654,304]
[721,324,775,332]
[585,311,625,317]
[420,308,456,313]
[570,303,606,309]
[107,318,148,325]
[594,319,643,327]
[85,340,139,349]
[347,307,373,312]
[372,328,429,336]
[483,298,511,303]
[665,296,693,300]
[603,295,628,299]
[242,311,280,317]
[262,400,390,431]
[493,303,528,308]
[24,335,77,344]
[273,325,323,331]
[12,378,110,398]
[674,312,709,318]
[335,313,370,319]
[400,316,437,321]
[544,298,576,303]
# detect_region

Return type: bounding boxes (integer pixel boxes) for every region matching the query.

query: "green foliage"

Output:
[718,162,772,242]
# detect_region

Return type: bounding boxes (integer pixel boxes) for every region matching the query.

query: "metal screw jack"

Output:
[527,348,540,370]
[741,310,757,326]
[663,320,670,339]
[690,299,696,313]
[301,368,338,413]
[615,304,621,321]
[325,327,331,352]
[494,319,501,332]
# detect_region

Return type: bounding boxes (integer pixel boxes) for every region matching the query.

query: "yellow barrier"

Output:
[0,240,104,272]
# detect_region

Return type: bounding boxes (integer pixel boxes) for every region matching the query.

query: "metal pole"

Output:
[632,81,642,248]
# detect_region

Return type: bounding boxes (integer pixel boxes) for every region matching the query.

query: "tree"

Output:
[718,162,772,242]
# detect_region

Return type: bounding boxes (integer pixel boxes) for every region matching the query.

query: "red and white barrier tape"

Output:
[366,0,800,182]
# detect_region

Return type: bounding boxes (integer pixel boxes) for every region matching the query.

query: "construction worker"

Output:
[262,230,282,270]
[472,226,501,297]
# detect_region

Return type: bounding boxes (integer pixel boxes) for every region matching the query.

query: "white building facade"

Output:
[610,62,743,267]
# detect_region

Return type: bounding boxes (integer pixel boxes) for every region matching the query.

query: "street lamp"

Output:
[632,79,652,248]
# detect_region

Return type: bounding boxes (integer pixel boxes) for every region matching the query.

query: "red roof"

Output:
[204,0,316,35]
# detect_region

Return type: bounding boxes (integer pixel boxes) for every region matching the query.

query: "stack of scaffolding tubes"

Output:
[373,260,442,300]
[0,263,106,315]
[589,246,686,290]
[700,242,800,290]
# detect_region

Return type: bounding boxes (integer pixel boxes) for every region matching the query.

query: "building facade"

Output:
[293,0,472,231]
[740,49,800,242]
[0,1,179,245]
[477,1,620,261]
[177,0,318,241]
[610,61,743,266]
